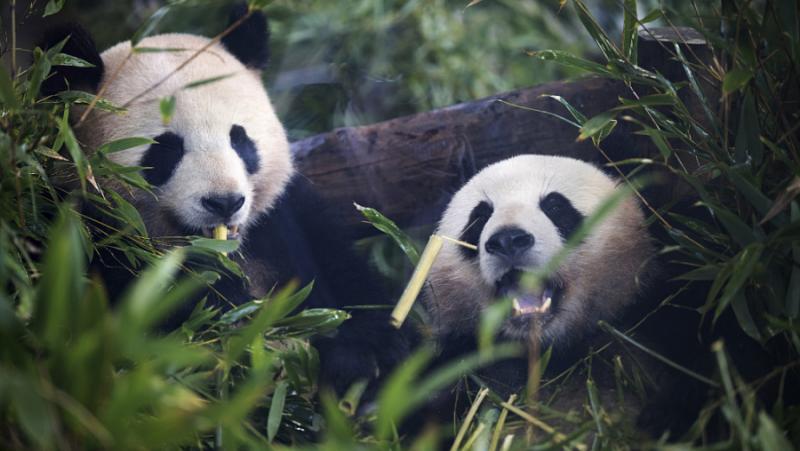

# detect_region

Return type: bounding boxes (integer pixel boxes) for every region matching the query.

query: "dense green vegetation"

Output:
[1,0,799,449]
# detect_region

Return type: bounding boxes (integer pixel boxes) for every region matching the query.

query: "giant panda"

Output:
[418,154,713,438]
[41,5,408,400]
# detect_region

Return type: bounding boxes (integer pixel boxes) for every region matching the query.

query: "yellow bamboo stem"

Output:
[391,234,443,328]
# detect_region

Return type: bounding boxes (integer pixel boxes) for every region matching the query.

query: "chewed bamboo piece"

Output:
[391,234,477,328]
[391,234,443,328]
[213,224,228,240]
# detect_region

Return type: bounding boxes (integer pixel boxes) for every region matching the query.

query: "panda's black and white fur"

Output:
[419,154,683,434]
[42,7,406,398]
[426,154,655,351]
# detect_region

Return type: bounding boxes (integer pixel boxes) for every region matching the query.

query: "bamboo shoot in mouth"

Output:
[213,225,228,240]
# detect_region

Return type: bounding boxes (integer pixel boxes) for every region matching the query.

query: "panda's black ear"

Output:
[221,4,270,70]
[39,23,104,96]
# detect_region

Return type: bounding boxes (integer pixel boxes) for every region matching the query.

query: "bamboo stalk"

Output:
[450,387,489,451]
[489,394,517,451]
[391,234,443,328]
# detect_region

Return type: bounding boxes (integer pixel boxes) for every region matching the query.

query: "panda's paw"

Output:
[313,319,415,407]
[315,337,381,401]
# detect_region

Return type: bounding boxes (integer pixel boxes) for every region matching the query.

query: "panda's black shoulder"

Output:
[242,175,389,310]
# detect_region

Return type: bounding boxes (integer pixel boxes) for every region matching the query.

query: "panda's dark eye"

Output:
[141,132,185,186]
[230,124,260,174]
[540,192,583,240]
[459,201,493,259]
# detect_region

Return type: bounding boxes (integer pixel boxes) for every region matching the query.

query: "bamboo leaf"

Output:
[715,243,763,322]
[43,0,65,17]
[573,0,623,61]
[131,6,171,46]
[530,50,616,77]
[182,73,236,90]
[577,112,617,143]
[540,94,587,124]
[51,53,96,68]
[355,203,421,264]
[160,96,176,125]
[722,68,753,94]
[97,137,156,155]
[267,381,287,443]
[0,65,19,109]
[621,0,638,63]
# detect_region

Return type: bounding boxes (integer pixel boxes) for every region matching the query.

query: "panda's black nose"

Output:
[485,228,534,260]
[202,193,245,219]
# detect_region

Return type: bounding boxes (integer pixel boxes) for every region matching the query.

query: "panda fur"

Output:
[41,7,407,399]
[419,154,706,438]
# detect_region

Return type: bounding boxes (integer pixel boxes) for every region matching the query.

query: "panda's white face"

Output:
[78,33,292,240]
[426,155,654,346]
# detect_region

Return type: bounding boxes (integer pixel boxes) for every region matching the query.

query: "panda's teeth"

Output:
[538,296,552,313]
[512,298,522,316]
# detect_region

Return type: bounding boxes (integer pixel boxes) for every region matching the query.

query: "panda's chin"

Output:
[494,269,563,321]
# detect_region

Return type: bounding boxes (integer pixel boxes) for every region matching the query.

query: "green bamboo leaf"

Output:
[725,168,772,218]
[51,53,95,68]
[621,0,638,63]
[709,202,757,248]
[56,108,88,191]
[530,50,615,77]
[478,297,512,353]
[219,282,313,325]
[182,73,236,90]
[757,412,794,451]
[132,46,189,53]
[97,137,156,154]
[639,9,663,24]
[734,91,763,165]
[9,377,56,449]
[578,112,617,143]
[25,48,52,104]
[160,96,176,125]
[573,0,623,61]
[267,308,349,339]
[722,68,753,94]
[31,208,86,348]
[189,237,241,254]
[714,243,763,322]
[355,203,420,264]
[267,381,287,443]
[617,94,675,107]
[540,94,587,124]
[0,65,19,109]
[57,90,126,113]
[43,0,64,17]
[131,5,170,46]
[787,203,800,318]
[108,191,148,237]
[730,292,761,340]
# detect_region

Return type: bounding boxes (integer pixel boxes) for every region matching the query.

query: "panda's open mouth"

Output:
[200,224,241,240]
[495,270,563,317]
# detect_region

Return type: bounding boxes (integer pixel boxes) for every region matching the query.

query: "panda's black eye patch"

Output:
[141,132,185,186]
[540,192,583,240]
[459,201,493,259]
[230,125,260,174]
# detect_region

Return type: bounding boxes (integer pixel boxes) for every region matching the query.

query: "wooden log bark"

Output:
[292,78,632,234]
[291,28,710,236]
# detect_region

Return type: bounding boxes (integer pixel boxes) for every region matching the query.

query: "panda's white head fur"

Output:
[45,9,291,240]
[425,155,655,348]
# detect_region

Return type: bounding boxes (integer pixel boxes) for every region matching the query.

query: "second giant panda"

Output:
[419,154,710,438]
[42,6,407,399]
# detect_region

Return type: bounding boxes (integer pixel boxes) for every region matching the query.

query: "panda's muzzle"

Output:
[495,270,562,317]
